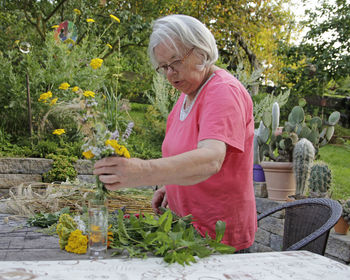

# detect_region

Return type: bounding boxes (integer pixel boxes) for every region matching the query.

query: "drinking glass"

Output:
[88,198,108,259]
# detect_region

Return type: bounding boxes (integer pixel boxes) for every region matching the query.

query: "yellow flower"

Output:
[64,38,75,45]
[14,40,20,45]
[73,9,81,15]
[65,229,88,254]
[106,43,113,49]
[38,91,53,102]
[53,129,65,135]
[86,18,95,23]
[107,225,113,248]
[50,98,58,106]
[51,25,59,29]
[83,90,95,98]
[90,58,103,70]
[110,14,120,23]
[105,139,130,158]
[59,82,70,90]
[82,150,94,159]
[72,86,80,92]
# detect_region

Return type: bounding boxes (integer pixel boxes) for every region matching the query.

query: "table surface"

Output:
[1,214,350,279]
[0,251,350,280]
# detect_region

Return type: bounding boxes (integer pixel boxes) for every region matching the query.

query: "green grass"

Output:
[319,144,350,200]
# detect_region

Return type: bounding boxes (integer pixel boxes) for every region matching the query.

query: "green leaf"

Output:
[159,210,173,233]
[190,244,212,258]
[209,241,236,254]
[215,220,226,242]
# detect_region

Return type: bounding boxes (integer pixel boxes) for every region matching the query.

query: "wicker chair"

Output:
[257,198,342,255]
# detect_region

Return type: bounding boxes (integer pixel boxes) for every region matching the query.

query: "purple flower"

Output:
[122,122,134,141]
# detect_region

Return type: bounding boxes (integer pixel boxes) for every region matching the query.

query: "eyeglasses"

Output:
[156,48,194,75]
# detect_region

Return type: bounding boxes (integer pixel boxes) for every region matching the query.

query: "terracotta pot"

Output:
[334,217,349,235]
[260,161,296,201]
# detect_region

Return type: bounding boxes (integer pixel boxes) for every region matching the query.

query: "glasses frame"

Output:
[156,48,194,75]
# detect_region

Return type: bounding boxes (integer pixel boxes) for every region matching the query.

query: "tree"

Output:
[302,0,350,82]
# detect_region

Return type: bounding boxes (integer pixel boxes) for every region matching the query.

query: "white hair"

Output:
[148,14,218,71]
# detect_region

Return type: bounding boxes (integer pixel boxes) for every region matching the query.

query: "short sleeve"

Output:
[198,83,247,152]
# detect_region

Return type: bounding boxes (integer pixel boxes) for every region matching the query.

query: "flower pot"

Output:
[253,164,265,182]
[260,161,296,201]
[334,217,349,235]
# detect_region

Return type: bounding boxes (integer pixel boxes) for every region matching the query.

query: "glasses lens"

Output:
[169,60,182,72]
[156,66,167,75]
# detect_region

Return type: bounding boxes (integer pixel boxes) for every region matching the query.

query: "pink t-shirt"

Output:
[162,69,257,251]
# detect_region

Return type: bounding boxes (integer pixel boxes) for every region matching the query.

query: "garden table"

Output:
[1,214,350,279]
[0,250,349,279]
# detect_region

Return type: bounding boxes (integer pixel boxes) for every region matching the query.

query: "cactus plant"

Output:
[308,162,332,197]
[256,99,340,163]
[339,199,350,225]
[293,138,315,196]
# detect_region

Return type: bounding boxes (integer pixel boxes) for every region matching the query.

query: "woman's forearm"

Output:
[135,139,226,187]
[94,139,226,189]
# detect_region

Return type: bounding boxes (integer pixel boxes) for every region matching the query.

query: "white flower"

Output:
[73,216,86,234]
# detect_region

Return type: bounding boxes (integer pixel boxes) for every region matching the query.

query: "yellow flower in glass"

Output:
[90,58,103,70]
[59,82,70,90]
[50,98,58,106]
[65,229,88,254]
[72,86,80,92]
[110,14,120,23]
[82,150,95,159]
[38,91,53,102]
[73,8,81,15]
[83,90,95,98]
[86,18,95,23]
[51,25,59,29]
[64,38,75,45]
[53,129,65,135]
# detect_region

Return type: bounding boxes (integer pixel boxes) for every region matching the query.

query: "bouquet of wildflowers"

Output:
[39,57,134,199]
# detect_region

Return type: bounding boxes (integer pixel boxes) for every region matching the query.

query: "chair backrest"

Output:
[257,198,342,255]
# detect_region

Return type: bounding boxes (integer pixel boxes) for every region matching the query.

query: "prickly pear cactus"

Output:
[308,162,332,197]
[293,138,315,196]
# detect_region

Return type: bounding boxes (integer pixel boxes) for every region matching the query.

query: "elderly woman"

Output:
[94,14,256,251]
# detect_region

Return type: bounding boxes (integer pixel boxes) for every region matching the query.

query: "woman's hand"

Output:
[93,156,149,190]
[151,187,168,214]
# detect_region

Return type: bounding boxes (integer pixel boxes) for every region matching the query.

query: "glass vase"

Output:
[88,197,108,259]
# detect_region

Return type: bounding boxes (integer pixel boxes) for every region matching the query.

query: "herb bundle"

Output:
[110,209,236,265]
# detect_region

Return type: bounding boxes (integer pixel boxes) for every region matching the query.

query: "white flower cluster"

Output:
[73,215,86,234]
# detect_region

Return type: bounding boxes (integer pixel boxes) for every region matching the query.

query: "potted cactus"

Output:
[334,199,350,235]
[255,99,340,201]
[308,161,332,198]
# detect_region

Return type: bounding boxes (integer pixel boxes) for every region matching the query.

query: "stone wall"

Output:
[0,158,94,195]
[251,197,350,264]
[0,158,349,263]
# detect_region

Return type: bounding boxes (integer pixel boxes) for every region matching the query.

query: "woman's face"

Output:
[153,42,208,98]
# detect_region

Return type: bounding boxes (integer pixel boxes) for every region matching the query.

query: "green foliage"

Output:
[110,209,235,265]
[27,207,70,228]
[42,154,78,183]
[253,90,290,125]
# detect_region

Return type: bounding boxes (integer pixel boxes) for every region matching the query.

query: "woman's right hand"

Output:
[151,187,168,215]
